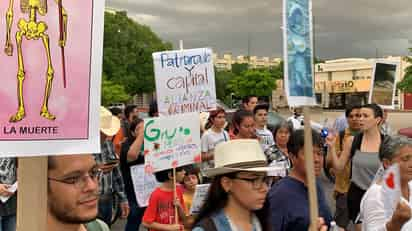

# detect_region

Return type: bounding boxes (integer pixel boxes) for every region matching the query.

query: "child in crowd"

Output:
[142,167,188,231]
[182,165,201,230]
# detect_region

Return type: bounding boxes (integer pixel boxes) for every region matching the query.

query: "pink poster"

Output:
[0,1,104,156]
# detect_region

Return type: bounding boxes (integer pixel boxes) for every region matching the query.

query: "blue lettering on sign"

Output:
[160,51,211,68]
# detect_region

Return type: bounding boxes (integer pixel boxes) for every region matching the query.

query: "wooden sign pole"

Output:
[303,106,319,231]
[17,157,48,231]
[173,167,179,224]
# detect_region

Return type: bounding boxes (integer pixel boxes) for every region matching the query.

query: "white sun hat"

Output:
[203,139,273,177]
[100,106,121,136]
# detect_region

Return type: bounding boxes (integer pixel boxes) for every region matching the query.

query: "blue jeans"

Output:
[98,195,113,227]
[125,201,146,231]
[0,214,16,231]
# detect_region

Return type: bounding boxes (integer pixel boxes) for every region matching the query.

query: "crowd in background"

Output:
[1,96,412,231]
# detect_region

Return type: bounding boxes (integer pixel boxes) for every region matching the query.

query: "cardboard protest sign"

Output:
[130,165,159,207]
[369,61,399,109]
[283,0,316,106]
[382,164,401,220]
[0,1,104,157]
[144,113,201,173]
[152,48,216,116]
[190,184,210,214]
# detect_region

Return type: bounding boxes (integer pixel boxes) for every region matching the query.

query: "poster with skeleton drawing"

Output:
[0,1,104,157]
[0,158,17,185]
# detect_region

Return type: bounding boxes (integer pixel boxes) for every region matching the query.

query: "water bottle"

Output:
[329,221,339,231]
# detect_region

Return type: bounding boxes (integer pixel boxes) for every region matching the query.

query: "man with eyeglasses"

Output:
[326,104,361,229]
[47,154,109,231]
[268,129,332,231]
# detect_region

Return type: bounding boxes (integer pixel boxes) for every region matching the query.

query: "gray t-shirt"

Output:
[0,158,17,216]
[351,150,380,190]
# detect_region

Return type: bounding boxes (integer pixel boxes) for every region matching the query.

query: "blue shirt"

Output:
[268,176,332,231]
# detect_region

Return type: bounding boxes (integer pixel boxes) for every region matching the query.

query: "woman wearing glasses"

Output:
[192,139,327,231]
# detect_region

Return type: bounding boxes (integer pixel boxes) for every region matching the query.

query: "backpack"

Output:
[85,219,110,231]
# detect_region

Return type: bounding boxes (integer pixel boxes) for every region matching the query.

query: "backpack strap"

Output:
[338,130,345,151]
[350,133,363,159]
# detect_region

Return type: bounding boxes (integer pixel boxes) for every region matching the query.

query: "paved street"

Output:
[111,109,412,231]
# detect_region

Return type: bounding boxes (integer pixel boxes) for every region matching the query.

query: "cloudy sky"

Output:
[106,0,412,59]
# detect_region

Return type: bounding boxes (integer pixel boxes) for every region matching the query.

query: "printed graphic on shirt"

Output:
[0,158,17,184]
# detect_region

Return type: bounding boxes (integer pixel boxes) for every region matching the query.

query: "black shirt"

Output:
[119,138,145,205]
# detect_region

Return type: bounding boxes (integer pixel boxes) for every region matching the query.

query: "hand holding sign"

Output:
[382,164,402,220]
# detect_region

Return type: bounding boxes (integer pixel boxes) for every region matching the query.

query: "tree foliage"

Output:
[227,69,277,98]
[102,11,172,101]
[397,48,412,93]
[101,76,131,106]
[215,68,236,105]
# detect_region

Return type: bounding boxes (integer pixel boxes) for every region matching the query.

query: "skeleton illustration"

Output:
[4,0,67,122]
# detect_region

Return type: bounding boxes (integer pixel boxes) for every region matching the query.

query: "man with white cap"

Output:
[94,107,129,226]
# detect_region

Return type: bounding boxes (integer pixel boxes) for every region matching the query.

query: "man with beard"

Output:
[47,154,109,231]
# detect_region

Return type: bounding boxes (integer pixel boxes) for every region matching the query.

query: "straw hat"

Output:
[203,139,272,177]
[100,106,121,136]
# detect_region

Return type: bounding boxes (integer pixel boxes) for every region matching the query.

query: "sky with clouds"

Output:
[106,0,412,59]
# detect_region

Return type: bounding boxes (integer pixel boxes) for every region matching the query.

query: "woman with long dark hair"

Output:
[192,139,327,231]
[327,103,385,226]
[232,110,256,139]
[119,118,145,231]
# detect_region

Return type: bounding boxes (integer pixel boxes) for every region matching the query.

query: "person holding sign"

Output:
[47,154,110,231]
[360,135,412,231]
[268,129,332,231]
[142,167,188,231]
[119,118,146,231]
[192,139,328,231]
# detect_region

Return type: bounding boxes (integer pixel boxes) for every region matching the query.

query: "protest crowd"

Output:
[2,95,412,231]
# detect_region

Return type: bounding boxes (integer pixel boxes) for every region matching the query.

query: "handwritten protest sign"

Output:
[144,113,201,173]
[130,165,159,207]
[0,1,103,157]
[382,164,401,220]
[152,48,216,116]
[190,184,210,214]
[283,0,316,107]
[369,61,400,109]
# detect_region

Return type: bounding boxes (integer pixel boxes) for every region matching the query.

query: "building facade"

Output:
[213,53,281,71]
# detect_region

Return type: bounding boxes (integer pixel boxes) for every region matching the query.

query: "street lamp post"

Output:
[230,93,235,108]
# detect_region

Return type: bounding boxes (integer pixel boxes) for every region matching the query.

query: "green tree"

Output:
[397,48,412,93]
[228,70,276,98]
[215,68,236,105]
[103,11,172,97]
[231,63,249,75]
[101,77,131,106]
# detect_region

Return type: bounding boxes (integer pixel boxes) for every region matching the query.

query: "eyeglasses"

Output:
[233,176,272,190]
[48,168,103,189]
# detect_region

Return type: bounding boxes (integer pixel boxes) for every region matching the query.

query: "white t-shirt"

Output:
[201,129,229,169]
[360,182,412,231]
[255,127,275,152]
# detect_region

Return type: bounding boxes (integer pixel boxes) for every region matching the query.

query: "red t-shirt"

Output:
[143,186,186,231]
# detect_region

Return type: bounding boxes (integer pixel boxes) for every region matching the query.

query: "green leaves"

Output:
[397,48,412,93]
[102,11,172,105]
[227,69,277,98]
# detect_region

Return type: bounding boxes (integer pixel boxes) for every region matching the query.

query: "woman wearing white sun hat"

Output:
[191,139,327,231]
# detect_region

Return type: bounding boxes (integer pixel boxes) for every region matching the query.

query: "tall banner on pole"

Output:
[283,0,316,107]
[152,48,216,116]
[0,1,104,157]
